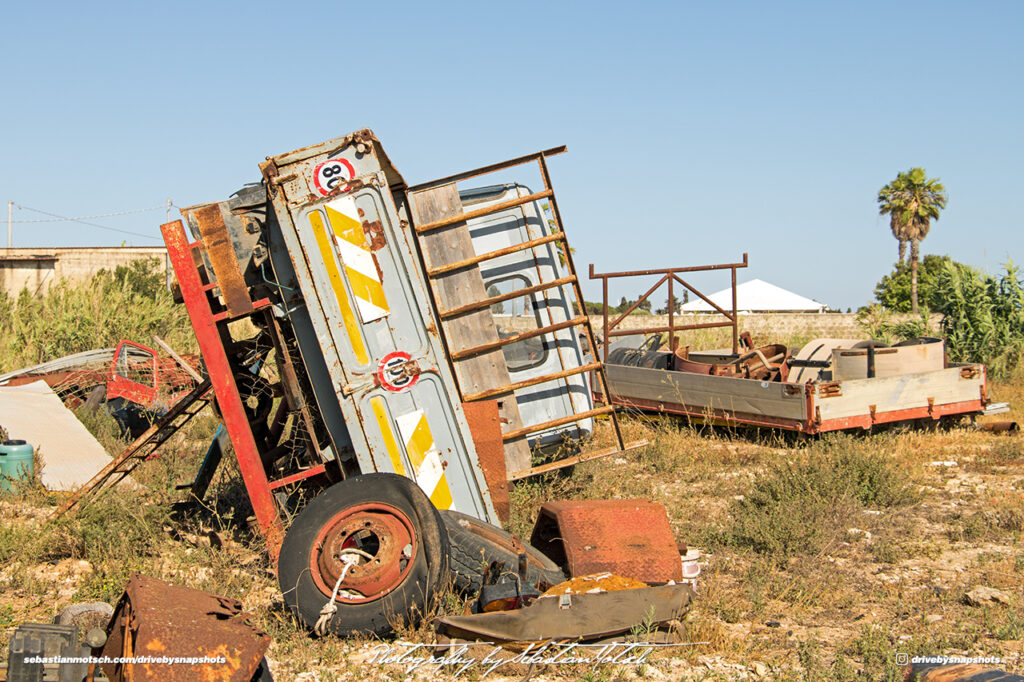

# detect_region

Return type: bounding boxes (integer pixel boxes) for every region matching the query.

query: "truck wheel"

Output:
[277,473,448,637]
[440,510,565,594]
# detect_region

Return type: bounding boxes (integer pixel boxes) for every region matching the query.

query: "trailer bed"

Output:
[600,361,988,434]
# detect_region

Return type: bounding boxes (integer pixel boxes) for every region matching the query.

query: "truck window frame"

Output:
[486,274,548,373]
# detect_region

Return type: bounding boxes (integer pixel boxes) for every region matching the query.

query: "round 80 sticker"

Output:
[377,351,419,392]
[313,158,355,196]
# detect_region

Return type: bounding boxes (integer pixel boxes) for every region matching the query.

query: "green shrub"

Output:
[0,259,193,372]
[874,255,965,313]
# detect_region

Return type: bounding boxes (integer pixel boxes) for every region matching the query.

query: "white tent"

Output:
[680,278,827,313]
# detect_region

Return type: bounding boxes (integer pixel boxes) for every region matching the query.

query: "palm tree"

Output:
[877,168,948,313]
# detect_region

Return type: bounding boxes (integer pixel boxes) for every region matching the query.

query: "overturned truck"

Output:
[148,130,644,635]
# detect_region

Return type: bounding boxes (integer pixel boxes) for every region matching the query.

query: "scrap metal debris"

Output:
[540,572,648,597]
[100,575,270,682]
[437,583,694,645]
[529,499,685,583]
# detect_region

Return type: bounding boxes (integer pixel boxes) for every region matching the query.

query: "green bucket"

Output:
[0,440,35,493]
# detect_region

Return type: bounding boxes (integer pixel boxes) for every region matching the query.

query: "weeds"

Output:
[847,625,901,681]
[717,437,918,558]
[0,259,193,373]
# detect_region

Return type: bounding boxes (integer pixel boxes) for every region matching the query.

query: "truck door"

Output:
[463,185,594,447]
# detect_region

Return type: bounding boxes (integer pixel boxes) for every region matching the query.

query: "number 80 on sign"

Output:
[313,158,355,196]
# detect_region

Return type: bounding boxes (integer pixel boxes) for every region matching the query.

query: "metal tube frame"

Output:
[408,147,641,464]
[589,254,749,361]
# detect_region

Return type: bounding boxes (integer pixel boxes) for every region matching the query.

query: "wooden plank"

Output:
[192,204,254,317]
[152,335,203,383]
[408,183,531,472]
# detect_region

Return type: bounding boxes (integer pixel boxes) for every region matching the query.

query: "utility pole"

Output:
[165,198,173,290]
[7,201,12,248]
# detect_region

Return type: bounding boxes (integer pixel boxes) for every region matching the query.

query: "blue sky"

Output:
[2,1,1021,310]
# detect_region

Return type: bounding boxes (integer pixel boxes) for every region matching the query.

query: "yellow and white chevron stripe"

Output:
[308,211,369,365]
[394,409,455,511]
[324,196,390,323]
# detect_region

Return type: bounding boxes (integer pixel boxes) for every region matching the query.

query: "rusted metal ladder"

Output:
[406,147,643,481]
[51,379,212,520]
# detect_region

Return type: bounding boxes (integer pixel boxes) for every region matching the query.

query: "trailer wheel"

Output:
[277,473,448,637]
[440,510,565,594]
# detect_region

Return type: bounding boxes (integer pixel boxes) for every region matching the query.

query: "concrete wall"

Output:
[0,247,168,297]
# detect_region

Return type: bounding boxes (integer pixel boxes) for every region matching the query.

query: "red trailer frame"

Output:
[161,220,286,559]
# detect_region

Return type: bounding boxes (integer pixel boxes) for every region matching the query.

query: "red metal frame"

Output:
[106,340,159,406]
[106,340,200,407]
[589,256,749,359]
[815,399,984,433]
[162,220,285,560]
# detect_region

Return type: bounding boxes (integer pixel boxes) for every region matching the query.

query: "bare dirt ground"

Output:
[2,381,1023,681]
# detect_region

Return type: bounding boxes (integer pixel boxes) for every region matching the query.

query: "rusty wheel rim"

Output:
[309,502,417,604]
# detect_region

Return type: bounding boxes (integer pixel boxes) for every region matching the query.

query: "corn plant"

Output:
[933,261,1024,379]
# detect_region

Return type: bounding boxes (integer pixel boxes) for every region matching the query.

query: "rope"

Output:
[313,547,375,636]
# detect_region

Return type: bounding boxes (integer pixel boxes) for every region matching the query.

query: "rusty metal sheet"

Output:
[461,400,510,522]
[101,575,269,682]
[437,583,693,644]
[979,420,1019,433]
[192,204,254,318]
[530,499,682,583]
[908,662,1024,681]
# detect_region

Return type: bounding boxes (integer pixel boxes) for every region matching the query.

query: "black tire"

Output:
[277,473,449,637]
[250,657,274,681]
[56,601,113,631]
[440,510,565,594]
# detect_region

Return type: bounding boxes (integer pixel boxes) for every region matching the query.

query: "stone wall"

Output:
[0,247,168,296]
[497,312,939,347]
[598,313,866,341]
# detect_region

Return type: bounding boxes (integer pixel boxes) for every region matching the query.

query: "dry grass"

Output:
[2,376,1024,679]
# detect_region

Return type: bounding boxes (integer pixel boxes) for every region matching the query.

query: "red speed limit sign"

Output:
[377,351,419,392]
[312,158,355,196]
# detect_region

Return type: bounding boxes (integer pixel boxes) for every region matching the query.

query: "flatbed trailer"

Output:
[599,356,990,434]
[589,261,997,434]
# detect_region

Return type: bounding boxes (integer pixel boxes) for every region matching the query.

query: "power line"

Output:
[11,204,164,223]
[12,204,161,241]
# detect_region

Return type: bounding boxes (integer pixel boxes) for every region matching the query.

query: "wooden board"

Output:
[408,183,531,472]
[193,204,253,317]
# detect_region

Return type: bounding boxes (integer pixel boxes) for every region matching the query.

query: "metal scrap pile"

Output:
[433,499,701,646]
